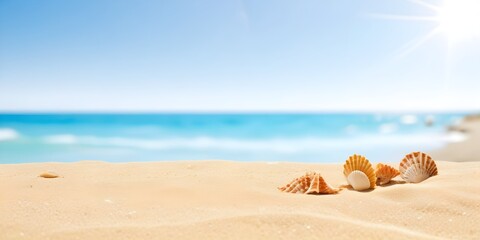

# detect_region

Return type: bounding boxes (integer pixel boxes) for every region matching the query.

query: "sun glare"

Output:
[438,0,480,43]
[372,0,480,54]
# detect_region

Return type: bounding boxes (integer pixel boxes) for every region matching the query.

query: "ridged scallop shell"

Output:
[375,163,400,185]
[343,154,376,190]
[279,172,339,194]
[399,152,438,183]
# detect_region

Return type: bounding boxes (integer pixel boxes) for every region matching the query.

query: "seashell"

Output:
[305,172,339,194]
[278,174,310,193]
[279,172,338,194]
[375,163,400,185]
[343,154,376,191]
[39,171,59,178]
[399,152,438,183]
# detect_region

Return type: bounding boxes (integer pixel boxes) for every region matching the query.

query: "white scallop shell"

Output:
[399,152,438,183]
[347,170,371,191]
[402,167,431,183]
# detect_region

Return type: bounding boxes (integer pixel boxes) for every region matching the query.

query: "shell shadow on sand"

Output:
[340,179,406,192]
[339,184,375,193]
[376,179,407,187]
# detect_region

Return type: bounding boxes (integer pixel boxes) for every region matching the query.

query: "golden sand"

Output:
[1,159,479,239]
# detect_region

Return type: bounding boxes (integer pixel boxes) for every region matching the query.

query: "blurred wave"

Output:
[0,128,19,141]
[0,113,469,163]
[443,131,468,143]
[42,133,445,153]
[400,114,418,125]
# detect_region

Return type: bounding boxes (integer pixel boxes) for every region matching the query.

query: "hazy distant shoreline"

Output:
[432,113,480,162]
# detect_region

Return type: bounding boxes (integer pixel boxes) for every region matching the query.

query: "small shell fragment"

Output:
[375,163,400,185]
[39,172,59,178]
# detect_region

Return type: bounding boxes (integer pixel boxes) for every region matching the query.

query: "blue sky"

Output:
[1,0,479,112]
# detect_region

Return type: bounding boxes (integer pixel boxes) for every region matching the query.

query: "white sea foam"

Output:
[42,133,444,153]
[401,114,418,125]
[0,128,19,141]
[44,134,78,144]
[443,132,468,143]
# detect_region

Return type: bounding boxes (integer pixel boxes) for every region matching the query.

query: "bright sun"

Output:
[438,0,480,43]
[373,0,480,53]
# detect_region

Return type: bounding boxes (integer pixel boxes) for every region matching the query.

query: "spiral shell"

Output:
[279,172,339,194]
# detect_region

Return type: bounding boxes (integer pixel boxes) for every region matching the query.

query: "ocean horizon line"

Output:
[0,110,477,115]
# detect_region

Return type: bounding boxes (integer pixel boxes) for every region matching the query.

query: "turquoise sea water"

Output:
[0,113,468,164]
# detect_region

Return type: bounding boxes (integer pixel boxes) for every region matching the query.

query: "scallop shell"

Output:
[375,163,400,185]
[343,154,376,191]
[39,172,59,178]
[399,152,438,183]
[279,172,339,194]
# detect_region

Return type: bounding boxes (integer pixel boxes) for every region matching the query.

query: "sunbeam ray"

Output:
[369,13,438,22]
[396,27,442,58]
[407,0,441,12]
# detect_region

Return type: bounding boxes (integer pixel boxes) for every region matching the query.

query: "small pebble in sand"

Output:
[39,172,59,178]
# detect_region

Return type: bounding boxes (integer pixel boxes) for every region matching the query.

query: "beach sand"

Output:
[1,159,479,240]
[1,118,480,239]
